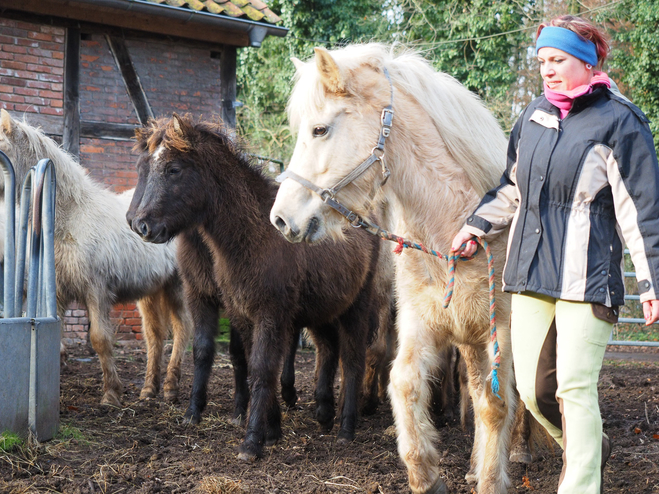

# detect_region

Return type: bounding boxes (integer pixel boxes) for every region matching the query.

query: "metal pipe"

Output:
[0,151,16,317]
[71,0,288,47]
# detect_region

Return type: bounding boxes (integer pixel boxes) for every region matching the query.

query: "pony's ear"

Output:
[172,113,185,136]
[0,109,13,136]
[291,57,305,72]
[169,112,192,150]
[314,47,346,95]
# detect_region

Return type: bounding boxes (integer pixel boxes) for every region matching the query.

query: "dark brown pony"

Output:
[126,114,380,461]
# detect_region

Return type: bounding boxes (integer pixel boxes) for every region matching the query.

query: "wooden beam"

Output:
[106,36,153,125]
[62,27,80,158]
[80,121,138,141]
[220,45,237,129]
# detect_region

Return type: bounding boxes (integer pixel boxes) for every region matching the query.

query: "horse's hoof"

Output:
[101,392,122,407]
[163,390,179,403]
[509,451,533,464]
[265,436,279,447]
[281,389,298,409]
[465,470,478,485]
[231,414,246,427]
[183,412,201,426]
[336,430,355,445]
[361,399,379,416]
[420,477,449,494]
[140,388,157,400]
[237,451,258,462]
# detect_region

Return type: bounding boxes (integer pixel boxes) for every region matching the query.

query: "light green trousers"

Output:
[511,292,612,494]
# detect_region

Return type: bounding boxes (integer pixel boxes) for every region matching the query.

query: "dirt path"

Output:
[1,345,658,493]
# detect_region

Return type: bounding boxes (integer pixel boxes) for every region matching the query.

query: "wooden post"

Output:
[106,35,154,125]
[62,27,80,157]
[220,45,237,129]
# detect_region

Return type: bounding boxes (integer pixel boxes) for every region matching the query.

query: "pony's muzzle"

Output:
[272,214,301,242]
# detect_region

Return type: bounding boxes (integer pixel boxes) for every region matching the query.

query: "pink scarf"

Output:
[544,71,611,118]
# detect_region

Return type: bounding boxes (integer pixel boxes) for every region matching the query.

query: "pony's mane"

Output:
[138,115,266,179]
[5,116,98,200]
[288,43,508,197]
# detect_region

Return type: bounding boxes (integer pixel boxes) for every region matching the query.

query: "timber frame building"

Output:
[0,0,287,345]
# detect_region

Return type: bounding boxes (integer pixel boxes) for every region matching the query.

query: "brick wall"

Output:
[1,17,227,348]
[0,18,63,116]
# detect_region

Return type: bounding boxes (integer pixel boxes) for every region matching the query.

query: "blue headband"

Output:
[536,26,598,66]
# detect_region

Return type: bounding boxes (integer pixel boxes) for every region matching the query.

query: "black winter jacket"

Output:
[462,87,659,307]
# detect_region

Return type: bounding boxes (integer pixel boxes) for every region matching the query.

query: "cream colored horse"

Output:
[270,44,514,494]
[0,110,192,407]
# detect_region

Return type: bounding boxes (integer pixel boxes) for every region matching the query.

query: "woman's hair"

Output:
[537,15,610,67]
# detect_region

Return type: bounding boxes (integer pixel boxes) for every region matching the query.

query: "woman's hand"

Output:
[643,299,659,326]
[451,231,478,258]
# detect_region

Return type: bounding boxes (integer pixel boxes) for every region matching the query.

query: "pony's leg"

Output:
[183,294,222,425]
[137,294,167,400]
[229,320,250,426]
[162,290,193,403]
[465,335,516,493]
[362,299,391,415]
[87,299,123,407]
[509,396,533,464]
[280,326,300,408]
[460,344,487,484]
[308,325,339,432]
[456,350,473,431]
[388,303,447,494]
[238,319,286,461]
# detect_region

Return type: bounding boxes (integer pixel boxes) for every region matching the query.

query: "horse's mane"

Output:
[5,116,102,202]
[288,43,508,197]
[137,115,269,183]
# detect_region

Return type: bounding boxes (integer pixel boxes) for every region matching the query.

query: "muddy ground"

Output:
[1,343,658,494]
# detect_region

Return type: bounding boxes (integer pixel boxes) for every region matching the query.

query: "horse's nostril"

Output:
[274,216,288,234]
[138,221,150,238]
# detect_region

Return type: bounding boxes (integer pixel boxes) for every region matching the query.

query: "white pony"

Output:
[270,44,514,494]
[0,109,192,407]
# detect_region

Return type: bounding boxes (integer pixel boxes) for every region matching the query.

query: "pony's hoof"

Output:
[281,388,298,409]
[139,388,157,400]
[183,411,201,426]
[465,469,478,485]
[336,430,355,445]
[163,390,179,403]
[237,451,258,462]
[101,391,122,407]
[231,414,246,427]
[421,477,449,494]
[509,450,533,464]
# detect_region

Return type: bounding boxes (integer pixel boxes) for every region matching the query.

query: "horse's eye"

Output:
[167,166,181,176]
[312,125,328,137]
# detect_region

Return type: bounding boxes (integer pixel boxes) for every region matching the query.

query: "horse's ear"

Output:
[172,113,185,136]
[314,47,346,95]
[0,109,13,135]
[291,57,305,72]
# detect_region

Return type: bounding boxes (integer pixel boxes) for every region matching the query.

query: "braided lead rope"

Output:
[373,225,502,399]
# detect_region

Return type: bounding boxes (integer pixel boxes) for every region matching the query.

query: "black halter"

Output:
[276,68,394,230]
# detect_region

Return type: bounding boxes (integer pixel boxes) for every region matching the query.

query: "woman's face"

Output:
[538,47,593,91]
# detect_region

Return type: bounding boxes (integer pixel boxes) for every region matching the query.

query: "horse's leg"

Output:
[137,293,167,400]
[238,319,286,461]
[87,298,123,406]
[456,349,473,431]
[509,395,533,464]
[229,319,250,426]
[362,299,390,416]
[465,331,516,493]
[162,287,193,403]
[388,302,447,494]
[460,344,487,484]
[280,326,300,408]
[308,324,339,432]
[183,294,222,425]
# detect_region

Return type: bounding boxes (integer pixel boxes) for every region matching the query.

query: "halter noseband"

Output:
[276,68,394,229]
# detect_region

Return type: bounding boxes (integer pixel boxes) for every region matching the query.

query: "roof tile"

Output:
[144,0,282,24]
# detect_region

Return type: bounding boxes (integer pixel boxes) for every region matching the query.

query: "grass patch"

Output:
[0,431,22,452]
[56,423,88,444]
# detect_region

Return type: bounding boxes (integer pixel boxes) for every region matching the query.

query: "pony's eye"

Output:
[312,125,328,137]
[167,166,181,176]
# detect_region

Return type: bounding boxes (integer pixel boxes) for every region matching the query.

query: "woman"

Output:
[451,15,659,493]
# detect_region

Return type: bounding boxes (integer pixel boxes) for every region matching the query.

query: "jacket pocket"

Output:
[591,303,619,324]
